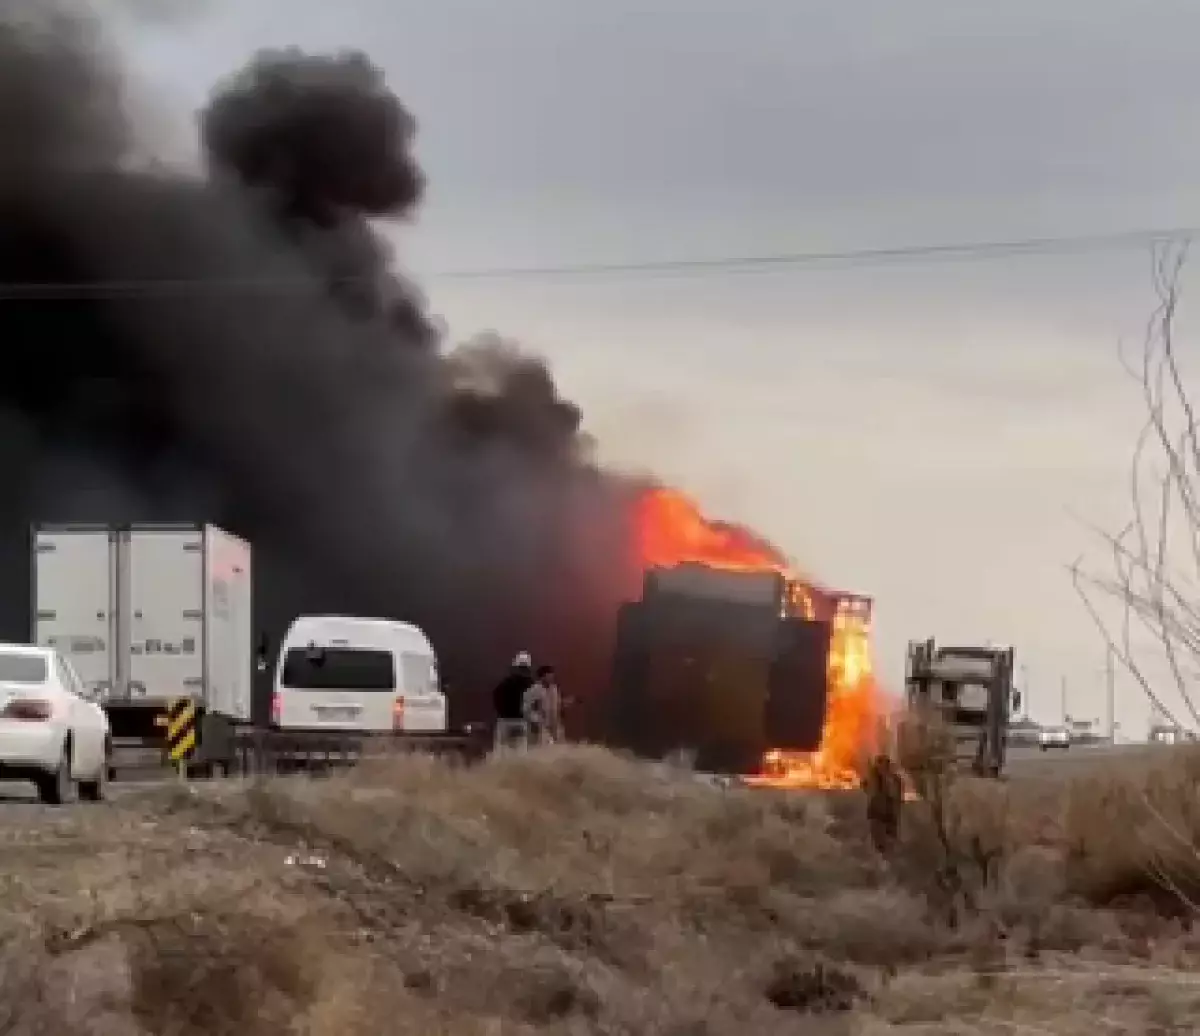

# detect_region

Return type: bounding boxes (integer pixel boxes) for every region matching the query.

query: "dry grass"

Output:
[2,743,1200,1034]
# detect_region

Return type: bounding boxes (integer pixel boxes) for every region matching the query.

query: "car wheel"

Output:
[79,739,110,802]
[35,741,76,805]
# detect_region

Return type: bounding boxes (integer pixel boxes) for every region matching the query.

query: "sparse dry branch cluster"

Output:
[2,744,1200,1035]
[1073,241,1200,731]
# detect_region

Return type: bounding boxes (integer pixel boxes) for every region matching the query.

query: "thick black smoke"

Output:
[0,3,642,725]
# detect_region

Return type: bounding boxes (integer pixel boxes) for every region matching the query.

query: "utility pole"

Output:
[1020,663,1030,720]
[1105,645,1116,742]
[1060,675,1069,724]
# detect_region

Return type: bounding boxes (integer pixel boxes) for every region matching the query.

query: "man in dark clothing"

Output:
[492,651,534,750]
[863,753,904,854]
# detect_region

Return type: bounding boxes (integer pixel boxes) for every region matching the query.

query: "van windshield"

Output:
[281,648,395,691]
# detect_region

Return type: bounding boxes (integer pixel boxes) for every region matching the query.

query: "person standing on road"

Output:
[524,665,563,746]
[492,651,534,751]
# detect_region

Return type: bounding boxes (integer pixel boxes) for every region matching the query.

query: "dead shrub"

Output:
[763,954,866,1014]
[122,911,319,1036]
[512,961,601,1024]
[1060,749,1200,911]
[892,712,1017,923]
[8,743,1200,1035]
[778,887,946,967]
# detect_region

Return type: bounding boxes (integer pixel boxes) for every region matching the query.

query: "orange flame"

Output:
[635,486,878,788]
[745,603,879,790]
[636,486,789,573]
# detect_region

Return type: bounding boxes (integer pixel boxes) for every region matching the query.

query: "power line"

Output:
[0,224,1192,298]
[430,225,1199,282]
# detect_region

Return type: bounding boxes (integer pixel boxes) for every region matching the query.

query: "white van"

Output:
[270,615,447,734]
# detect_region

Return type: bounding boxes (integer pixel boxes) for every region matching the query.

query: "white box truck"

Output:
[31,523,253,773]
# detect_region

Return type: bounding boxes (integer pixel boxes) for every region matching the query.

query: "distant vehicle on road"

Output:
[1148,723,1195,745]
[1038,725,1071,751]
[0,643,110,803]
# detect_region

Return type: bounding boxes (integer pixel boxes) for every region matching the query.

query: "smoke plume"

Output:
[0,1,641,722]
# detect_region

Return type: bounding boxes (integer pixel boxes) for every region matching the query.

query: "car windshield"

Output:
[0,653,47,684]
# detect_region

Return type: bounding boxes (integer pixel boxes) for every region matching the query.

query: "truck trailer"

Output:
[32,523,253,774]
[609,563,834,774]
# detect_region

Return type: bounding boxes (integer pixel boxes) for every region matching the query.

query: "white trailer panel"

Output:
[32,527,116,699]
[124,527,206,707]
[203,525,253,723]
[31,523,252,722]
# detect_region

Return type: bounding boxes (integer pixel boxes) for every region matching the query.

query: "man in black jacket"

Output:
[492,651,534,750]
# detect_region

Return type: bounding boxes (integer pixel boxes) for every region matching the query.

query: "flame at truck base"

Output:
[747,599,879,790]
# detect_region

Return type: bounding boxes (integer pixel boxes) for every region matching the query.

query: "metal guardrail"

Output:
[230,729,486,775]
[108,728,487,781]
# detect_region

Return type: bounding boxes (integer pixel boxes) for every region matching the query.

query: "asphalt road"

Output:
[0,776,169,804]
[1005,741,1168,779]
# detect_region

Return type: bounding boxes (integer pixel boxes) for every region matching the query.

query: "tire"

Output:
[79,739,110,802]
[35,741,76,805]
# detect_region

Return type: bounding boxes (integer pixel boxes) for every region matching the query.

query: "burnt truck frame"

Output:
[905,638,1022,778]
[609,564,859,774]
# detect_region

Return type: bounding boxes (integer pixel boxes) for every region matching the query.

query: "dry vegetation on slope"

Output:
[2,744,1200,1035]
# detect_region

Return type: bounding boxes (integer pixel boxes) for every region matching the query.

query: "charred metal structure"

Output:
[905,638,1021,777]
[609,564,849,774]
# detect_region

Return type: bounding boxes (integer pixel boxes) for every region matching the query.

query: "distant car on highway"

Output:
[1038,725,1071,751]
[0,643,110,804]
[1148,723,1196,745]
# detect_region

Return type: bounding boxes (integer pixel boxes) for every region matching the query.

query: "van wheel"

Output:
[36,741,76,805]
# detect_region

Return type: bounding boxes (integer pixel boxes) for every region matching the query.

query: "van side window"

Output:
[400,653,435,695]
[280,648,395,691]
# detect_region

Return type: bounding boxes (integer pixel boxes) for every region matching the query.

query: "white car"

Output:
[0,643,110,804]
[1038,725,1071,751]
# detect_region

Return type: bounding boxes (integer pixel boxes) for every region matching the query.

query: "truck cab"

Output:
[905,639,1020,777]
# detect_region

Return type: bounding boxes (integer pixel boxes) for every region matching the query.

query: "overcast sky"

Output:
[111,0,1200,734]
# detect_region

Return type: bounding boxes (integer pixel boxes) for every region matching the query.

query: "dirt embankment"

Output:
[2,744,1200,1034]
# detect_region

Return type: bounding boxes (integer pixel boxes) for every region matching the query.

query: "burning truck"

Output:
[619,489,879,781]
[610,563,874,775]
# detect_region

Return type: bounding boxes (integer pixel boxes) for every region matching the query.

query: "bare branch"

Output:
[1074,240,1200,732]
